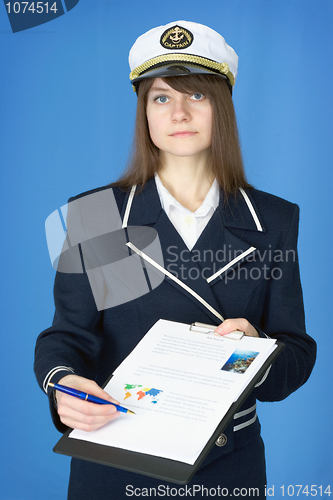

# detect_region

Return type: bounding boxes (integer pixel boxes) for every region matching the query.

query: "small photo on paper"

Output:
[221,350,259,374]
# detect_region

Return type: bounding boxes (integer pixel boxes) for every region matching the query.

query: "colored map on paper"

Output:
[124,384,163,404]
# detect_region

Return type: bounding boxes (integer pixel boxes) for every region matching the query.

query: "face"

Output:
[146,78,213,162]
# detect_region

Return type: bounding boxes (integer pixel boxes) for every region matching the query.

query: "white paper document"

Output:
[70,320,277,465]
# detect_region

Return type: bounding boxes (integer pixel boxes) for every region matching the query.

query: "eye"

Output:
[190,93,205,101]
[154,95,169,104]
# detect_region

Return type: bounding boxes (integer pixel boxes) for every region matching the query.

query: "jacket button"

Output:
[215,433,227,447]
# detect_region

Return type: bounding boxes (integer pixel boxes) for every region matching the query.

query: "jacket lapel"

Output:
[191,208,259,286]
[205,189,266,281]
[122,179,163,227]
[124,179,265,323]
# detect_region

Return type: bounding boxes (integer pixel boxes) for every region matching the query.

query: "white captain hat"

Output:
[129,21,238,92]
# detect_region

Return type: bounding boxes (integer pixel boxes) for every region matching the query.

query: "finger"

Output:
[214,318,245,336]
[57,400,119,431]
[214,318,258,337]
[56,392,119,416]
[57,375,120,406]
[215,319,241,335]
[76,380,120,406]
[58,403,118,424]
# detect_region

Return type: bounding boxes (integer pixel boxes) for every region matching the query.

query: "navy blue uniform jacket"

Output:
[34,178,316,487]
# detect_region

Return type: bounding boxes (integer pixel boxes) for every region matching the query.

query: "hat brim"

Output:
[131,63,232,93]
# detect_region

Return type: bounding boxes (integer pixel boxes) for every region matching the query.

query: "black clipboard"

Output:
[53,339,284,485]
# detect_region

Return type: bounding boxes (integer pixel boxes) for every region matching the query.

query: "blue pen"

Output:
[48,382,135,414]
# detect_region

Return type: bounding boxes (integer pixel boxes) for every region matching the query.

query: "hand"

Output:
[54,374,120,432]
[214,318,259,338]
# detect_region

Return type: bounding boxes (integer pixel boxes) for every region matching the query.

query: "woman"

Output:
[35,21,316,499]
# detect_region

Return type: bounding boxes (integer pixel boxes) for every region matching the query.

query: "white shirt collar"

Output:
[154,173,219,217]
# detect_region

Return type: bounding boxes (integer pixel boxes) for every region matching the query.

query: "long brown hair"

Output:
[114,74,251,196]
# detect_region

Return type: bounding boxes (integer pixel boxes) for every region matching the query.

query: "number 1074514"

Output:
[5,2,58,14]
[279,485,331,497]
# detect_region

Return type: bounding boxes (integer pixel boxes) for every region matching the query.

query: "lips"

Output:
[170,131,197,138]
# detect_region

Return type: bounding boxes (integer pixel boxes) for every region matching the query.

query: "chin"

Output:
[168,148,209,158]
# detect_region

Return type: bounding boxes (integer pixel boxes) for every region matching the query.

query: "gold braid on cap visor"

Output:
[129,54,235,86]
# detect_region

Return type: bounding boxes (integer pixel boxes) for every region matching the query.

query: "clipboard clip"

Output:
[189,322,244,340]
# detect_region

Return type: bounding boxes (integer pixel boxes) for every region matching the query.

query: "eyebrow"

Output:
[149,87,171,93]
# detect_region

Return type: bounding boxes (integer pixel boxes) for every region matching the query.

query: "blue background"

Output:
[1,1,332,498]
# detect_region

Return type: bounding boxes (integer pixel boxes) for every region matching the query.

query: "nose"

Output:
[171,97,190,122]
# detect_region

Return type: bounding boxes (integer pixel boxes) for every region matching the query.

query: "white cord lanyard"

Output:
[122,185,224,323]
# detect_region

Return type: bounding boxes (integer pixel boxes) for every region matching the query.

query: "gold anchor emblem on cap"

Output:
[160,25,194,50]
[169,27,184,43]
